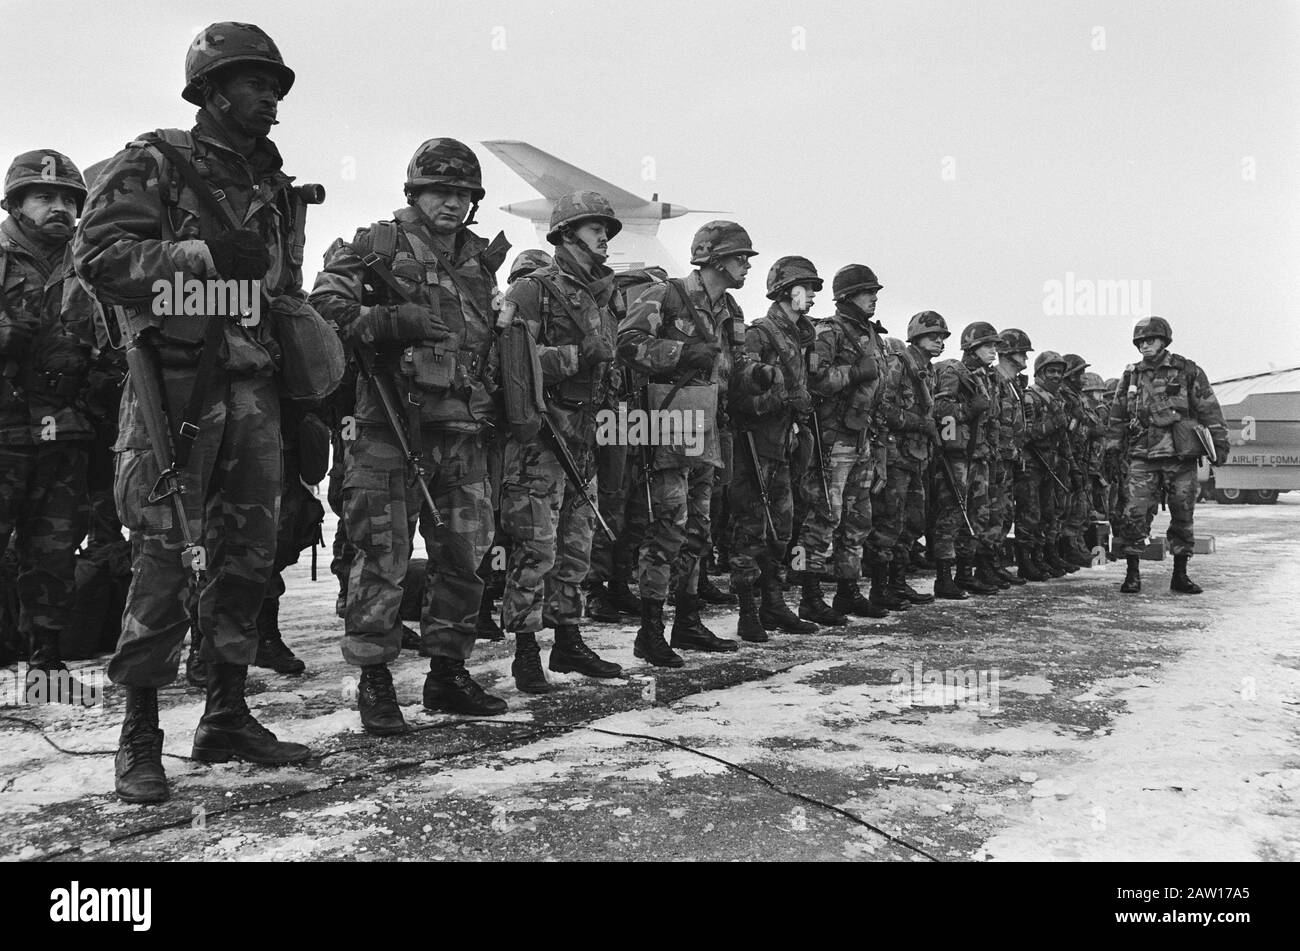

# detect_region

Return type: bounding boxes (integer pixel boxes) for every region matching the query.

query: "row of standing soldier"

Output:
[0,21,1231,806]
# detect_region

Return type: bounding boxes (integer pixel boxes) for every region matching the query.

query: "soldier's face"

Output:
[850,289,878,315]
[718,254,752,287]
[570,220,609,260]
[1040,365,1064,387]
[416,187,473,234]
[215,67,283,136]
[1001,350,1028,373]
[1137,337,1166,361]
[916,333,945,357]
[16,187,79,240]
[974,342,998,366]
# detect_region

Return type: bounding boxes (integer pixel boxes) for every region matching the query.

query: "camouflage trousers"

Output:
[637,461,714,601]
[588,442,631,585]
[729,449,792,588]
[867,449,925,565]
[0,442,89,643]
[328,428,354,617]
[499,437,595,632]
[1012,456,1061,547]
[797,438,879,580]
[1116,457,1198,557]
[342,424,491,666]
[110,377,280,687]
[86,426,123,549]
[988,455,1017,551]
[930,455,991,561]
[1060,472,1090,543]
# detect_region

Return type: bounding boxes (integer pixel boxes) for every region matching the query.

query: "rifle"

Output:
[936,453,976,537]
[638,379,655,522]
[540,400,615,542]
[808,399,833,517]
[112,309,206,575]
[743,429,778,541]
[353,347,444,528]
[1027,444,1070,492]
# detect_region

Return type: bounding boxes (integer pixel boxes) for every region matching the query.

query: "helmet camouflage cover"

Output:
[546,190,623,245]
[182,22,295,106]
[765,255,822,300]
[405,138,485,201]
[906,310,950,343]
[996,328,1032,354]
[1132,315,1172,345]
[1081,372,1108,393]
[832,263,882,301]
[1061,353,1090,377]
[689,220,757,266]
[1034,350,1067,375]
[2,150,87,212]
[960,321,1000,351]
[507,249,553,283]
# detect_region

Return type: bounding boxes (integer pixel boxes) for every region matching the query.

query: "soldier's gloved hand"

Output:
[0,323,32,359]
[679,340,721,371]
[206,229,271,280]
[785,387,812,415]
[920,417,940,445]
[367,303,450,343]
[968,394,991,417]
[751,363,778,391]
[579,334,615,369]
[848,354,878,385]
[1051,410,1070,430]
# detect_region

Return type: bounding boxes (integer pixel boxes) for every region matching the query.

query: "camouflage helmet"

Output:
[996,328,1032,354]
[507,249,553,283]
[1062,353,1090,378]
[1081,372,1108,393]
[546,190,623,246]
[832,263,882,301]
[1132,315,1172,345]
[960,321,1000,351]
[689,220,757,267]
[405,138,485,202]
[1034,350,1067,375]
[906,311,950,343]
[182,22,295,106]
[765,255,823,301]
[2,150,87,213]
[882,336,907,356]
[1103,377,1120,395]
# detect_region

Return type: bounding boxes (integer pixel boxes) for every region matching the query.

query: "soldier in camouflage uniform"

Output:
[618,221,760,665]
[1110,317,1228,594]
[987,327,1029,582]
[930,322,1002,599]
[75,23,319,802]
[867,322,943,610]
[1056,354,1099,568]
[310,137,511,733]
[1016,351,1076,580]
[0,150,94,689]
[497,192,624,693]
[726,256,821,642]
[796,264,891,625]
[1080,372,1113,537]
[1099,375,1125,538]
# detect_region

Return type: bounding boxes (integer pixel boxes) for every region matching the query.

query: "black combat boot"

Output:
[1046,541,1078,574]
[698,572,737,606]
[26,629,91,703]
[511,632,552,694]
[1120,556,1142,593]
[832,578,889,619]
[606,574,642,615]
[1037,544,1066,578]
[761,575,818,634]
[184,628,207,688]
[551,623,624,676]
[1063,536,1095,568]
[253,599,306,675]
[868,563,908,610]
[423,656,509,715]
[934,561,969,600]
[991,551,1026,586]
[975,554,1011,589]
[670,596,740,652]
[476,592,505,640]
[1169,554,1202,594]
[115,686,168,804]
[955,558,998,595]
[357,663,410,735]
[735,581,767,643]
[890,562,933,605]
[585,582,623,623]
[191,664,313,764]
[1017,543,1048,582]
[799,576,847,626]
[633,598,684,667]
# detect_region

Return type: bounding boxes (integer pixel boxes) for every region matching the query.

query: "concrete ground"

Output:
[2,498,1298,862]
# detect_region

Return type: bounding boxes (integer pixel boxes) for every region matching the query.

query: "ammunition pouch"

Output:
[297,413,332,485]
[646,381,719,469]
[499,319,544,442]
[272,294,345,402]
[401,339,457,393]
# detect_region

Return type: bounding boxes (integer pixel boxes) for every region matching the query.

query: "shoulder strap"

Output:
[666,277,716,343]
[143,132,241,231]
[359,221,413,304]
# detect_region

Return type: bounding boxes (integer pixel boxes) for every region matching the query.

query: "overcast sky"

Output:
[4,0,1296,381]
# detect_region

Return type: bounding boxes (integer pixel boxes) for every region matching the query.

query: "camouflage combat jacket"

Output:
[730,302,816,462]
[807,302,888,447]
[993,362,1026,462]
[933,353,999,460]
[878,343,935,466]
[1109,350,1227,461]
[1022,378,1071,466]
[310,206,509,434]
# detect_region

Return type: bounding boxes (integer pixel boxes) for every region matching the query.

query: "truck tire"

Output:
[1214,487,1242,504]
[1247,489,1279,505]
